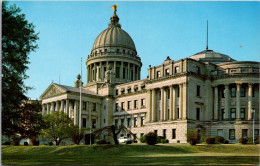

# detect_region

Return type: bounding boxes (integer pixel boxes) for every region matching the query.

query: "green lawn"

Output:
[2,143,259,165]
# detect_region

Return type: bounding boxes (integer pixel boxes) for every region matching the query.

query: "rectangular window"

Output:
[134,117,137,127]
[116,67,120,78]
[92,103,96,111]
[197,66,201,74]
[240,108,245,120]
[115,89,118,95]
[163,129,167,139]
[104,67,107,73]
[121,119,124,126]
[92,119,96,128]
[197,85,200,96]
[231,87,236,97]
[221,109,225,120]
[127,101,131,110]
[159,91,161,100]
[255,129,259,138]
[127,118,131,127]
[196,108,200,120]
[121,102,125,111]
[217,129,223,137]
[123,68,126,79]
[83,118,87,128]
[141,116,144,126]
[165,68,170,76]
[175,66,179,73]
[131,70,133,81]
[167,89,170,99]
[115,119,118,128]
[167,109,170,120]
[154,130,158,135]
[116,49,119,53]
[177,87,180,97]
[177,108,180,119]
[172,129,176,139]
[115,103,118,112]
[157,71,161,78]
[242,129,248,138]
[241,87,245,97]
[229,129,235,140]
[230,108,236,120]
[141,99,145,107]
[134,100,138,109]
[221,88,225,98]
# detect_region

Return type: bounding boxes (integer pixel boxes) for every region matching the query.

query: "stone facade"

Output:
[40,10,260,144]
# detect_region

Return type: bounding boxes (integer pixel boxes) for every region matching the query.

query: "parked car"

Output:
[118,137,133,143]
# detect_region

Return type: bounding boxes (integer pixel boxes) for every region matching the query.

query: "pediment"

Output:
[40,83,66,99]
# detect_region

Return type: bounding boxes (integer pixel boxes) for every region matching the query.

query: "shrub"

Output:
[70,132,84,145]
[48,142,53,146]
[125,140,132,144]
[156,136,163,144]
[145,132,157,145]
[201,136,206,143]
[140,136,146,143]
[12,136,22,146]
[186,128,200,145]
[239,137,248,144]
[96,140,109,145]
[24,142,28,146]
[247,137,259,144]
[177,140,180,143]
[255,137,260,144]
[224,140,229,144]
[33,140,40,146]
[2,142,11,145]
[205,137,215,144]
[214,136,225,144]
[161,139,169,144]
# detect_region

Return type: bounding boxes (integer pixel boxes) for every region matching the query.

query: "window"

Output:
[123,50,125,54]
[221,88,225,98]
[134,100,138,109]
[230,108,236,120]
[196,108,200,120]
[154,130,158,135]
[115,89,118,95]
[104,119,106,123]
[121,102,125,111]
[255,129,259,138]
[141,117,144,126]
[197,66,201,74]
[116,67,120,78]
[134,117,137,127]
[127,88,131,93]
[131,70,133,80]
[104,49,107,53]
[165,69,170,76]
[163,129,167,139]
[159,91,161,100]
[217,129,223,137]
[127,118,131,127]
[83,118,87,128]
[141,99,145,107]
[121,119,124,126]
[177,108,180,119]
[197,85,200,97]
[172,129,176,139]
[240,108,245,120]
[229,129,235,140]
[242,129,248,138]
[231,87,236,97]
[123,68,126,79]
[240,87,245,97]
[92,119,96,128]
[177,87,180,97]
[115,119,118,128]
[140,133,144,137]
[157,71,161,78]
[167,109,170,120]
[116,49,119,53]
[127,101,131,110]
[167,89,170,99]
[252,86,255,97]
[115,103,119,112]
[92,103,96,111]
[175,66,179,73]
[104,67,107,73]
[83,102,86,110]
[221,109,225,120]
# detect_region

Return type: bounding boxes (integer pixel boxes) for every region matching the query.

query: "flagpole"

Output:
[79,58,82,132]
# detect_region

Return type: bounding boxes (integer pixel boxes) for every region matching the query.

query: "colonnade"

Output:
[213,83,255,120]
[87,61,141,83]
[149,83,187,122]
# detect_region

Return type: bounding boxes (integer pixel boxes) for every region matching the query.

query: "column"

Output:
[113,61,116,76]
[60,100,64,112]
[47,103,50,114]
[120,61,123,80]
[69,101,73,117]
[151,89,156,122]
[163,88,167,120]
[182,83,187,120]
[55,101,59,112]
[248,83,253,120]
[179,84,183,119]
[133,64,136,81]
[169,86,173,120]
[74,100,78,125]
[128,63,130,80]
[101,63,104,81]
[160,88,164,121]
[96,65,100,81]
[236,83,241,120]
[224,84,230,120]
[66,99,69,115]
[214,86,218,120]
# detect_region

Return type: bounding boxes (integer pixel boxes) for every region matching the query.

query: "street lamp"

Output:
[251,109,255,144]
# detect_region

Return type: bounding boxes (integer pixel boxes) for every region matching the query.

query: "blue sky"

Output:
[8,1,260,100]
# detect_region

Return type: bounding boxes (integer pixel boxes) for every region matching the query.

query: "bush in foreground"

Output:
[186,128,200,145]
[145,132,157,145]
[125,140,132,144]
[239,138,248,144]
[140,136,146,143]
[205,137,215,144]
[156,136,163,144]
[161,139,169,144]
[214,136,225,144]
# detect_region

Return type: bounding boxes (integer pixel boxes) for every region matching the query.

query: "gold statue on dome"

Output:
[110,4,117,14]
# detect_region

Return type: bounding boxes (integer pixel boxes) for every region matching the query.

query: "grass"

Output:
[2,143,260,165]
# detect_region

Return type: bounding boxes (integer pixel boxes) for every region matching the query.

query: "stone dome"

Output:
[91,13,136,52]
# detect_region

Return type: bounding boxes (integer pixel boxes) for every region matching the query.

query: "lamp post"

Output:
[251,109,255,144]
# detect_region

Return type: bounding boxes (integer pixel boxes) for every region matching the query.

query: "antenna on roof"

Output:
[206,20,208,50]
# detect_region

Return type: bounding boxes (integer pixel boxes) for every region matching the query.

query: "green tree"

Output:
[186,128,201,145]
[41,111,74,145]
[2,1,39,138]
[69,127,84,145]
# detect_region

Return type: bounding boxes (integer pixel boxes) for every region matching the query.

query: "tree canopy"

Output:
[2,1,39,137]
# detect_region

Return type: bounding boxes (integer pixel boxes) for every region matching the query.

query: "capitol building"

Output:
[40,8,259,143]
